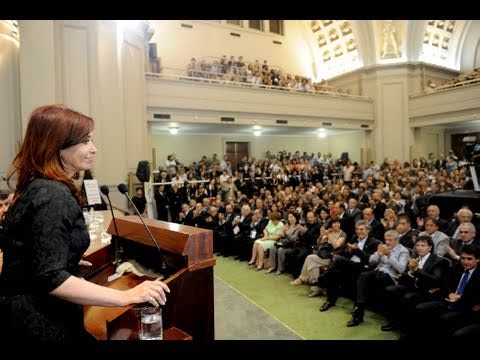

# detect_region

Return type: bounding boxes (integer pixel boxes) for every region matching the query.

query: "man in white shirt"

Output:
[346,230,409,327]
[319,220,380,312]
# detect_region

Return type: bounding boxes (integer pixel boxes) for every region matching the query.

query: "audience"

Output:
[148,148,480,339]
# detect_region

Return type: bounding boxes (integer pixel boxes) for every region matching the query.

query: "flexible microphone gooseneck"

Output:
[100,185,122,265]
[117,183,166,274]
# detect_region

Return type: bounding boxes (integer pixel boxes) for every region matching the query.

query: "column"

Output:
[0,20,21,179]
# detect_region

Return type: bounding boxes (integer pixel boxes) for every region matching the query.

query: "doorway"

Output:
[226,142,249,170]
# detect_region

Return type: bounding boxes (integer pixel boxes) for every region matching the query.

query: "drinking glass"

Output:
[140,306,163,340]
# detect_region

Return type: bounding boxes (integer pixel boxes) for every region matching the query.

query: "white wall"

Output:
[149,20,315,79]
[460,20,480,71]
[19,20,58,128]
[0,21,21,178]
[413,127,445,160]
[151,131,366,169]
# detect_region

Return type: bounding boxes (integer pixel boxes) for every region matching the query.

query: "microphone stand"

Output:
[121,187,167,277]
[100,187,122,265]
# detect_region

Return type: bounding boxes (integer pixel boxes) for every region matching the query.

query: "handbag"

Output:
[275,238,293,248]
[314,244,334,259]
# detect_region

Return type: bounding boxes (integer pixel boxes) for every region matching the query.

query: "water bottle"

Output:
[83,208,90,226]
[89,207,95,225]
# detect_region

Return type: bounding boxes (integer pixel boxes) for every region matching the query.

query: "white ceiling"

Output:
[151,119,480,137]
[425,119,480,129]
[150,122,358,137]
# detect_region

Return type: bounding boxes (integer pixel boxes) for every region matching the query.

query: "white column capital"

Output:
[0,20,19,44]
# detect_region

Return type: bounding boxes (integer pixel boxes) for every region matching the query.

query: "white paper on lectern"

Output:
[84,179,102,205]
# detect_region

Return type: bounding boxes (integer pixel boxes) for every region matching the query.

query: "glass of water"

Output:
[140,306,163,340]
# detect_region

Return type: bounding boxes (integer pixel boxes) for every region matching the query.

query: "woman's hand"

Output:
[125,279,170,307]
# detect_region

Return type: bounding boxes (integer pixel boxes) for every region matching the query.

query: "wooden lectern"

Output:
[81,215,215,340]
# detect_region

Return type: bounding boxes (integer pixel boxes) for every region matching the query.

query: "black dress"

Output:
[0,179,91,342]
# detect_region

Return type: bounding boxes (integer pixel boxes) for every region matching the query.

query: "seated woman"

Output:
[290,218,346,296]
[248,211,284,270]
[266,212,302,275]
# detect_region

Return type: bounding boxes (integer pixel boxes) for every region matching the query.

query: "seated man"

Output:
[412,244,480,339]
[346,230,409,327]
[418,218,449,257]
[381,235,449,332]
[396,214,418,250]
[318,220,380,312]
[444,222,480,265]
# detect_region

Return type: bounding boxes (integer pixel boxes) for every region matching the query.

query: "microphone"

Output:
[100,185,122,265]
[117,183,167,275]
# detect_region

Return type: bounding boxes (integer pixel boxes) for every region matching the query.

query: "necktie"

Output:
[456,270,470,296]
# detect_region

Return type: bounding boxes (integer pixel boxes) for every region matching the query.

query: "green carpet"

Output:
[214,277,301,339]
[214,255,399,340]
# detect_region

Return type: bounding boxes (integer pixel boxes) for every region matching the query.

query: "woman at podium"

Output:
[0,105,169,342]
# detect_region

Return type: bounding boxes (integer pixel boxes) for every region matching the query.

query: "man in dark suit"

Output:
[416,204,449,232]
[227,204,252,258]
[333,201,350,235]
[362,207,385,242]
[345,198,362,241]
[413,244,480,339]
[318,220,380,312]
[396,214,418,249]
[216,204,237,255]
[258,171,273,192]
[370,190,387,221]
[234,172,248,197]
[237,208,269,261]
[245,170,259,198]
[382,235,449,332]
[426,205,450,234]
[444,222,480,265]
[446,208,480,240]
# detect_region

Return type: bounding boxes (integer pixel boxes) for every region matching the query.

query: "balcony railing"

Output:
[146,67,371,100]
[410,77,480,97]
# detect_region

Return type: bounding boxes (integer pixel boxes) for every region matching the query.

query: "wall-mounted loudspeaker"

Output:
[136,160,150,182]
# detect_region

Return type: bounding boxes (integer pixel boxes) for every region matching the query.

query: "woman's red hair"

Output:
[9,104,94,203]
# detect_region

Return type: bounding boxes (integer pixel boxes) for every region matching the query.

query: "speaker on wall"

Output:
[136,160,150,182]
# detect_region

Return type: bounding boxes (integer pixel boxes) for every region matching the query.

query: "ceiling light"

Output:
[253,130,262,136]
[169,127,179,135]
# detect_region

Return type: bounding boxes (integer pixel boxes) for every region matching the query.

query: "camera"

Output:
[462,136,480,192]
[463,136,480,164]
